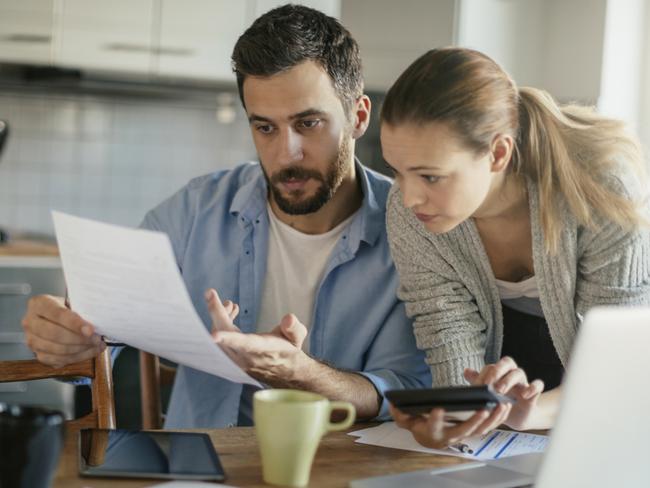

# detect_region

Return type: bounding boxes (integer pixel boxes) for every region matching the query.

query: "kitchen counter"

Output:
[0,239,59,256]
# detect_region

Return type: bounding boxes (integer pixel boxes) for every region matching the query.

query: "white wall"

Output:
[640,0,650,158]
[456,0,546,87]
[456,0,608,103]
[598,0,646,133]
[341,0,456,91]
[541,0,607,103]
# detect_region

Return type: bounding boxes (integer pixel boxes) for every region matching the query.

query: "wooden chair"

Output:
[0,348,116,430]
[139,351,176,429]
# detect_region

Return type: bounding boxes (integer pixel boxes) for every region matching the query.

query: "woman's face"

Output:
[381,121,507,234]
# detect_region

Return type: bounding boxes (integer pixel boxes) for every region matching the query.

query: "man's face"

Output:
[242,60,354,215]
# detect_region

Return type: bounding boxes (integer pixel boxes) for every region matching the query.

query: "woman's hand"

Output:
[464,356,544,431]
[389,356,545,448]
[389,402,512,449]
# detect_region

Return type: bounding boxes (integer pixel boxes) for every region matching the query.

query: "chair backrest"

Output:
[139,350,176,430]
[0,348,115,430]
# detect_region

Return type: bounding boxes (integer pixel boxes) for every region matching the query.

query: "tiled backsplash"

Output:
[0,89,257,235]
[0,88,386,237]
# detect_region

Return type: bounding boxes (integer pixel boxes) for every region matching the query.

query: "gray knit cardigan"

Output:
[386,180,650,387]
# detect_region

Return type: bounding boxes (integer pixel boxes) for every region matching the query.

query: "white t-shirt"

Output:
[257,204,356,353]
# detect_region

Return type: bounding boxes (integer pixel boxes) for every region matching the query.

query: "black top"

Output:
[500,303,564,391]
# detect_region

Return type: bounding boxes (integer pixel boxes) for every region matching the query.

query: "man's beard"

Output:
[262,138,352,215]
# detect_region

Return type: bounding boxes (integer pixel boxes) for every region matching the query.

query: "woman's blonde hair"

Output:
[381,47,647,253]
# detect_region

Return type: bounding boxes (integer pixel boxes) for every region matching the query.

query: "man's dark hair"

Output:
[231,4,363,114]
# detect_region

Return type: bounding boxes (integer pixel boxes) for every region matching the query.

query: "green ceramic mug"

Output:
[253,389,356,487]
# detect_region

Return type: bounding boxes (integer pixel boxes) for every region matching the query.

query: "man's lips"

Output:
[280,178,311,191]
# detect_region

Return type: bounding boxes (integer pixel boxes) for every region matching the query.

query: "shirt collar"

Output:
[229,159,385,247]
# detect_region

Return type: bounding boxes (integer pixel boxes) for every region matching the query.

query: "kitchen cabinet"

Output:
[155,0,340,82]
[56,0,155,76]
[0,256,74,417]
[252,0,340,19]
[0,0,54,65]
[0,0,341,82]
[155,0,248,81]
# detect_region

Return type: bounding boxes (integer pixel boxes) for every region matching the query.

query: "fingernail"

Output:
[205,290,212,301]
[81,325,93,337]
[99,342,107,351]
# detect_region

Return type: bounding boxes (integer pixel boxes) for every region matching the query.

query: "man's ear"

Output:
[351,95,371,139]
[490,133,515,173]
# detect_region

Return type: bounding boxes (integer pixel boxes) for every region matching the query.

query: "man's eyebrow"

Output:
[248,114,272,124]
[289,109,327,120]
[248,109,327,124]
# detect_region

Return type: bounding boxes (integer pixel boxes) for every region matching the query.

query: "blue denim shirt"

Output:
[137,161,430,428]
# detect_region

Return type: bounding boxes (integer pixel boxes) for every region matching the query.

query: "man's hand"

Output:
[205,288,310,386]
[21,294,105,368]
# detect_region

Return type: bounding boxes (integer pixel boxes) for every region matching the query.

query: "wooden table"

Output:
[54,424,469,487]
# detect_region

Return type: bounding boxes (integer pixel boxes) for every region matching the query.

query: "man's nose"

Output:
[276,128,304,165]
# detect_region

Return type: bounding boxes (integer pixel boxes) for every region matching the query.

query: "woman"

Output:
[381,47,650,448]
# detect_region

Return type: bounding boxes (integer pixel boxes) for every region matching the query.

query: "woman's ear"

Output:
[490,133,515,173]
[351,95,371,139]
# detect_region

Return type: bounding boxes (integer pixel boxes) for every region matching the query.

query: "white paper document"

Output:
[349,422,548,460]
[52,211,260,387]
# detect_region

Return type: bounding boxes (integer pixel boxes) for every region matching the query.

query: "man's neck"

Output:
[268,164,363,235]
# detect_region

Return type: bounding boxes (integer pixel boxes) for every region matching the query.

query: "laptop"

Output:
[350,306,650,488]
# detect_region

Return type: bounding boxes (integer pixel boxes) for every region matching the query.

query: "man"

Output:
[21,4,430,428]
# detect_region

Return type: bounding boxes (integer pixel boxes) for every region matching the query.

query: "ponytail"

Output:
[515,87,647,253]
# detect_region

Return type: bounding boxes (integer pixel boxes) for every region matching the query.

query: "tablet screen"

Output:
[78,429,226,481]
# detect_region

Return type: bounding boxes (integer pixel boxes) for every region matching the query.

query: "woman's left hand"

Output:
[389,400,512,449]
[390,356,544,448]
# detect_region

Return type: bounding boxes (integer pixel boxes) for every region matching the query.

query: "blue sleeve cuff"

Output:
[60,345,124,386]
[358,371,397,421]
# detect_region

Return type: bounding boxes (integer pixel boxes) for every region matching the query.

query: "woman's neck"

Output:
[473,173,528,223]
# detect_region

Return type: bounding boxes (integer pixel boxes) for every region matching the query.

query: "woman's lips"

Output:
[415,213,438,222]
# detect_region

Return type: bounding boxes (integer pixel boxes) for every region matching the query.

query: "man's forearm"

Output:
[265,354,382,420]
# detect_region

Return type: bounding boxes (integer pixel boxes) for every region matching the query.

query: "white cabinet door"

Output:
[251,0,340,19]
[155,0,248,81]
[0,0,54,65]
[56,0,155,75]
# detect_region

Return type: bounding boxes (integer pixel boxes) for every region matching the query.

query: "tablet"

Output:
[78,429,226,481]
[385,385,514,415]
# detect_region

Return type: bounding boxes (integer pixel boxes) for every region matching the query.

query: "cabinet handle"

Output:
[0,382,28,393]
[0,283,32,296]
[1,34,51,44]
[103,43,194,57]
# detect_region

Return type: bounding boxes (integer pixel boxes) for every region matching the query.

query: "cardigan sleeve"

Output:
[575,215,650,316]
[386,187,487,387]
[574,170,650,315]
